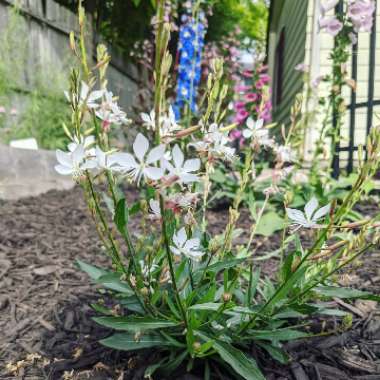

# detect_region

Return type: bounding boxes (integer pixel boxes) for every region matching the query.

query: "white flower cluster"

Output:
[140,106,180,136]
[242,117,296,164]
[65,82,130,128]
[190,123,236,161]
[55,132,201,186]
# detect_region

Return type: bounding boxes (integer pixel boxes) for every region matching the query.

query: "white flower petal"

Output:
[243,130,253,139]
[55,164,73,175]
[144,166,165,180]
[170,246,181,257]
[304,197,319,221]
[313,204,331,222]
[176,227,187,246]
[180,173,199,184]
[183,158,200,173]
[246,117,254,129]
[184,238,200,251]
[133,133,149,162]
[146,144,165,164]
[286,208,308,226]
[113,153,138,170]
[172,145,184,169]
[72,145,86,164]
[56,150,72,167]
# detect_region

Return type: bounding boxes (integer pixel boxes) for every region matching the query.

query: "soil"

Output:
[0,187,379,379]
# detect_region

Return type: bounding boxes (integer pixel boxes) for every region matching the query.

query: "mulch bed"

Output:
[0,187,379,379]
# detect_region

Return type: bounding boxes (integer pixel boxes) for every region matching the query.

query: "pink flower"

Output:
[234,101,246,110]
[242,70,253,78]
[0,106,5,114]
[320,0,340,14]
[235,109,249,124]
[295,63,309,73]
[319,16,343,36]
[235,85,250,93]
[10,108,18,116]
[256,79,265,89]
[259,108,272,122]
[311,75,324,88]
[259,74,270,84]
[348,0,375,32]
[245,93,258,102]
[230,130,242,139]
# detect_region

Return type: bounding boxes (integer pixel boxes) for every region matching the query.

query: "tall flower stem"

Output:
[222,149,253,255]
[153,0,189,329]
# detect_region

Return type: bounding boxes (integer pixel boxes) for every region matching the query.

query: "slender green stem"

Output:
[246,195,269,252]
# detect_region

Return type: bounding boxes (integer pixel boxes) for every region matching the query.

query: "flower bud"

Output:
[222,292,232,303]
[193,342,201,351]
[140,287,149,296]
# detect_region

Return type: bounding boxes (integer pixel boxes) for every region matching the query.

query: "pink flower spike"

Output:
[235,109,249,124]
[245,93,258,103]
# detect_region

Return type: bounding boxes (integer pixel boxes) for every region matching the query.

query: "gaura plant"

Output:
[57,2,380,379]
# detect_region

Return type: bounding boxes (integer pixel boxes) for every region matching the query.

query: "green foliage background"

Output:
[55,0,269,56]
[0,8,71,149]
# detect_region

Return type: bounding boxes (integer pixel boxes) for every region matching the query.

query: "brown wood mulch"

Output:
[0,187,379,379]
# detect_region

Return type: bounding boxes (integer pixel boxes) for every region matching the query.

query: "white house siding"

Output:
[304,0,380,167]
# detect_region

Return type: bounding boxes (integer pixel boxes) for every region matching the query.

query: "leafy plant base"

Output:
[1,187,379,379]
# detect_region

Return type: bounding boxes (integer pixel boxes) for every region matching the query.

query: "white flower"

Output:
[65,82,104,109]
[113,133,165,184]
[189,124,235,161]
[95,147,119,170]
[140,109,156,130]
[68,135,95,156]
[286,197,331,230]
[141,107,180,136]
[170,227,204,261]
[96,91,130,126]
[55,144,97,179]
[149,199,161,219]
[243,118,273,147]
[208,124,236,160]
[161,106,181,136]
[164,145,200,184]
[275,145,296,163]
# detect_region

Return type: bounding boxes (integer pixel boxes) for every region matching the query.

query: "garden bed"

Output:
[0,187,379,379]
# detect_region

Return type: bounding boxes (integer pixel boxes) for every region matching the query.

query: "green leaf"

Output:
[265,267,307,311]
[132,0,141,6]
[76,260,107,280]
[114,198,128,234]
[314,286,380,301]
[257,342,289,364]
[200,258,246,274]
[120,296,145,314]
[189,302,223,311]
[93,316,179,332]
[100,332,171,351]
[249,328,309,341]
[255,212,284,237]
[211,338,265,380]
[96,273,134,295]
